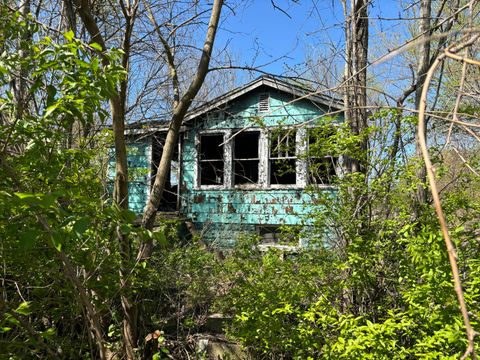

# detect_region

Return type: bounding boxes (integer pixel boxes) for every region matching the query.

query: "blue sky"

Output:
[216,1,407,83]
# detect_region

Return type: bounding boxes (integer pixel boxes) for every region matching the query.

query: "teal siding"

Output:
[191,89,328,131]
[127,141,151,213]
[180,86,340,245]
[109,139,151,214]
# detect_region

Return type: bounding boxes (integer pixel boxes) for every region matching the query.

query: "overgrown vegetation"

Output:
[1,3,480,360]
[211,114,480,359]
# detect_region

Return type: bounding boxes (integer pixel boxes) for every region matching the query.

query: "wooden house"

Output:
[119,76,343,247]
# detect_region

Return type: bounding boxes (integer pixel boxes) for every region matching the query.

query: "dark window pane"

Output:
[269,129,296,185]
[307,127,337,185]
[270,158,296,185]
[234,160,259,185]
[233,131,260,185]
[151,134,179,211]
[270,130,296,158]
[199,134,224,185]
[308,157,337,185]
[200,160,224,185]
[257,225,298,245]
[200,134,223,160]
[234,132,259,159]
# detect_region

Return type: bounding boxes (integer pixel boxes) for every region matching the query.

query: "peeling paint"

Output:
[227,203,236,213]
[194,194,205,203]
[118,82,341,246]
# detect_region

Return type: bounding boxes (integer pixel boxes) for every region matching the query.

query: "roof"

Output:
[184,75,343,121]
[124,75,343,134]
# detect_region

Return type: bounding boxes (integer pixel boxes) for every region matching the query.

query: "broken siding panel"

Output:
[188,189,323,205]
[190,204,317,224]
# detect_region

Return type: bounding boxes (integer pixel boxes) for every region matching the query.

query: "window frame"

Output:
[194,124,339,190]
[232,129,262,189]
[306,126,339,187]
[195,130,229,189]
[267,127,303,188]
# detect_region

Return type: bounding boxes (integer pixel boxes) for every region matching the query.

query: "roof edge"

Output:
[184,75,343,122]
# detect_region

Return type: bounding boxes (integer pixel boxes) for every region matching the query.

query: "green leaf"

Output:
[4,313,20,326]
[154,230,168,246]
[73,217,90,237]
[19,229,40,249]
[44,103,59,118]
[107,324,116,337]
[120,223,131,235]
[51,233,63,252]
[63,30,75,42]
[89,42,103,51]
[14,302,32,316]
[14,192,37,200]
[40,328,56,339]
[46,84,57,103]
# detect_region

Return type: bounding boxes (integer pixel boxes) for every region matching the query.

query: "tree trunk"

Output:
[343,0,369,174]
[61,0,76,35]
[341,0,369,314]
[138,0,224,259]
[414,0,432,205]
[72,1,137,357]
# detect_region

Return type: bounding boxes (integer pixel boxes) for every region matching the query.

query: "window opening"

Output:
[308,129,337,185]
[257,225,299,245]
[199,134,224,186]
[270,129,297,185]
[233,131,260,185]
[258,93,270,112]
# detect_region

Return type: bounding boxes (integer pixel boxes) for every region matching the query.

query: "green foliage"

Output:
[2,9,480,360]
[218,242,340,359]
[0,9,131,358]
[217,110,480,359]
[136,238,223,358]
[219,218,480,359]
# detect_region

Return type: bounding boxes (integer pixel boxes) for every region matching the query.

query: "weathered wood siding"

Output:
[109,138,152,214]
[181,86,338,245]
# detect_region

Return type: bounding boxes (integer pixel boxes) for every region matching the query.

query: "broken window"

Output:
[308,129,338,185]
[269,129,297,185]
[308,156,338,185]
[199,134,224,186]
[233,131,260,185]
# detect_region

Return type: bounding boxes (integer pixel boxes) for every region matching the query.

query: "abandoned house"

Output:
[116,76,343,247]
